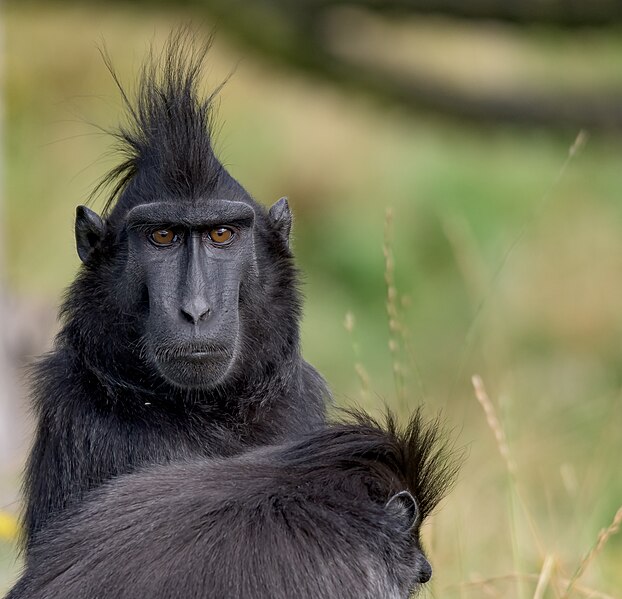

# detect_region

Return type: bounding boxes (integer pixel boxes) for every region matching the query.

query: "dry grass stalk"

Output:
[450,129,588,405]
[470,373,620,599]
[557,577,619,599]
[565,505,622,597]
[353,363,371,399]
[451,573,619,599]
[471,375,546,560]
[569,130,588,158]
[533,555,555,599]
[343,311,371,401]
[395,294,427,403]
[471,374,517,476]
[383,208,406,406]
[441,213,487,307]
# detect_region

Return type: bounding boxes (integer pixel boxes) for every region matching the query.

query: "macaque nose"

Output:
[180,300,211,324]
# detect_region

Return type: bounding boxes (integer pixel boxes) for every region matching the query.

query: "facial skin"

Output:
[123,199,258,389]
[76,196,287,392]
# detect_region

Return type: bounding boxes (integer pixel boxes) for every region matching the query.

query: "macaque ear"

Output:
[385,491,419,530]
[75,205,105,264]
[268,197,292,246]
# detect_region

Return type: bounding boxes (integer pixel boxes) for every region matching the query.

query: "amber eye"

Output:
[208,227,234,245]
[150,229,177,246]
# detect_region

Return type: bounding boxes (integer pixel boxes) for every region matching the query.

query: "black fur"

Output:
[8,410,460,599]
[21,30,328,549]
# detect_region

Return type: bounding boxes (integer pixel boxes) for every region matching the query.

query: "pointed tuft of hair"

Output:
[92,28,227,214]
[337,408,462,520]
[281,407,463,523]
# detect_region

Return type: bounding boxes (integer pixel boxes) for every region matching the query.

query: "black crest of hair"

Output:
[94,28,226,216]
[330,408,462,521]
[20,28,329,550]
[7,409,461,599]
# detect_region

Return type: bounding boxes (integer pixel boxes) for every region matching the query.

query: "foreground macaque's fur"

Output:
[12,27,461,599]
[8,411,460,599]
[21,30,328,548]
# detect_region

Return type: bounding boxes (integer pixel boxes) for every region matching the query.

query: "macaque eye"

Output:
[208,227,234,245]
[149,229,178,246]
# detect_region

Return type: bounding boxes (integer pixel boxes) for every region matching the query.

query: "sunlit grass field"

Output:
[2,3,622,597]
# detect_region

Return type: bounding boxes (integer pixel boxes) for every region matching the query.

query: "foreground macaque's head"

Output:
[71,32,300,390]
[75,196,292,389]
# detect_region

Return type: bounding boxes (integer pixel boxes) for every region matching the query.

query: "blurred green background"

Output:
[2,2,622,597]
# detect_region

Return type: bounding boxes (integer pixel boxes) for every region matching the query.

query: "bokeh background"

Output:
[2,1,622,597]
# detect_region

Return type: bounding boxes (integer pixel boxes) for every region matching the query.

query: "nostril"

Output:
[180,306,211,324]
[180,308,196,324]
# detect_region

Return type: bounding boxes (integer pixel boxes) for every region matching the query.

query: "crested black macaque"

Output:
[20,32,329,548]
[8,410,460,599]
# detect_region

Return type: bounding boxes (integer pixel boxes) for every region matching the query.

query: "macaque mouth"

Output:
[184,350,224,362]
[153,343,233,363]
[151,341,235,388]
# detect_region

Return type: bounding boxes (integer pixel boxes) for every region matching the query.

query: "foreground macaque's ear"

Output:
[75,205,105,264]
[268,197,292,245]
[385,490,419,530]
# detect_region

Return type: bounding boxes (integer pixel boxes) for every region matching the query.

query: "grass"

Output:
[468,373,621,599]
[3,3,622,597]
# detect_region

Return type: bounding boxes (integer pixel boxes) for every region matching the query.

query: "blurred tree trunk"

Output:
[308,0,622,26]
[24,0,622,128]
[198,0,622,130]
